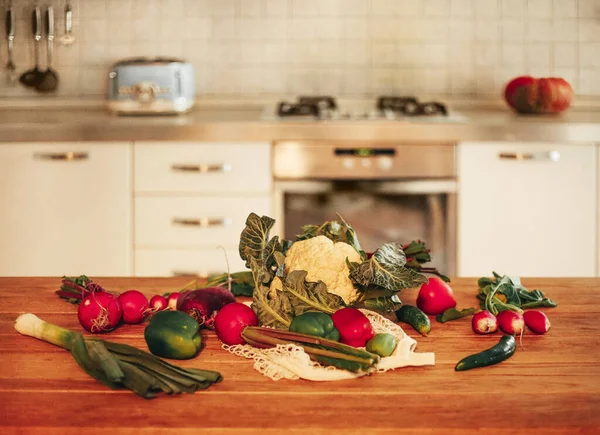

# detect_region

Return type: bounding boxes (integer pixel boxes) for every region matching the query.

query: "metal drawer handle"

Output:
[171,163,232,173]
[498,151,560,162]
[33,151,89,161]
[172,270,208,278]
[172,217,233,227]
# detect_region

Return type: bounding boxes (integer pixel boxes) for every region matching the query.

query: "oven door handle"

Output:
[274,180,457,194]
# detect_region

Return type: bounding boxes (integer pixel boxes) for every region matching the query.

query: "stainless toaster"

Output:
[106,57,195,115]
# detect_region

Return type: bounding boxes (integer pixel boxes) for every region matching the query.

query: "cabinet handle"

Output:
[172,217,232,227]
[498,151,560,162]
[33,151,89,161]
[172,270,208,278]
[171,163,232,173]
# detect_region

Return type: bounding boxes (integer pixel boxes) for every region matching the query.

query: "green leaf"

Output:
[436,307,477,323]
[356,295,403,313]
[296,214,365,259]
[250,257,294,329]
[282,270,345,316]
[348,242,427,292]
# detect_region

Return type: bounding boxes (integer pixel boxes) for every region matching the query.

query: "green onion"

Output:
[14,313,222,399]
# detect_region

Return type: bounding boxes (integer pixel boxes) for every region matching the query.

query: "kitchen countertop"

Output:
[1,276,599,434]
[1,102,600,143]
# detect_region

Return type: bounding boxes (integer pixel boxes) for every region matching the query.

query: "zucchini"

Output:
[395,305,431,336]
[455,334,516,371]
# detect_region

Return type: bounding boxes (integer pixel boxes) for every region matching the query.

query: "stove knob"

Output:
[378,157,393,170]
[343,158,355,169]
[361,159,371,168]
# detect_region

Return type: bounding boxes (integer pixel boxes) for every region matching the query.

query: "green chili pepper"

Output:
[455,335,516,371]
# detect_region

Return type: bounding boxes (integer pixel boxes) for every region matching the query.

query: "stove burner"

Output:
[377,96,447,116]
[277,96,337,117]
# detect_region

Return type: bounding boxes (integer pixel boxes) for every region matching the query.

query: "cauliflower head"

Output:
[282,235,362,305]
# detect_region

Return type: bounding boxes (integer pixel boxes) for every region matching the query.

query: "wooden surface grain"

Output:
[0,276,599,434]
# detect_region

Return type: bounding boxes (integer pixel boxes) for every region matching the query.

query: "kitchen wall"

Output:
[0,0,599,100]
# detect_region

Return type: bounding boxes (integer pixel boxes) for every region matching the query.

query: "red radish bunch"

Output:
[78,292,123,333]
[416,277,457,315]
[472,311,498,334]
[149,295,168,312]
[118,290,150,324]
[214,302,259,345]
[497,310,525,336]
[524,310,551,334]
[167,293,180,310]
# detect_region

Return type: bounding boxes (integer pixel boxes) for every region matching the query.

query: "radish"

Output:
[524,310,551,334]
[177,288,236,329]
[78,292,122,333]
[149,295,168,312]
[214,302,259,345]
[118,290,150,324]
[167,292,180,310]
[416,277,457,315]
[497,310,525,335]
[472,310,498,334]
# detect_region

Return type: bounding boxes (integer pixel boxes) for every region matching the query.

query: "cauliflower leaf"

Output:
[296,214,366,261]
[348,242,427,293]
[283,270,345,316]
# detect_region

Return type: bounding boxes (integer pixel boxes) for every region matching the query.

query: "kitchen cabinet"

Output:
[0,142,133,276]
[457,142,597,277]
[133,141,272,277]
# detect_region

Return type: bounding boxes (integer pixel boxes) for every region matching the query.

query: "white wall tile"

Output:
[449,67,477,93]
[477,0,500,17]
[475,43,499,66]
[579,19,600,42]
[263,0,290,17]
[553,43,577,67]
[292,0,321,17]
[341,0,370,17]
[396,0,424,17]
[527,0,553,18]
[212,18,238,40]
[501,0,525,17]
[211,0,236,17]
[553,0,578,18]
[424,0,450,17]
[502,43,526,66]
[343,18,369,39]
[371,42,398,66]
[450,0,475,17]
[580,43,600,68]
[371,0,399,16]
[476,20,500,41]
[579,0,600,18]
[526,20,552,42]
[238,0,262,17]
[81,0,107,19]
[450,20,475,40]
[502,19,525,41]
[527,43,552,66]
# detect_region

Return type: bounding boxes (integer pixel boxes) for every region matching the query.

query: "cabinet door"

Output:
[0,142,133,276]
[458,142,596,277]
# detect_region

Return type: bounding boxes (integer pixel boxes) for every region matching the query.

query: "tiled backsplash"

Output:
[0,0,599,99]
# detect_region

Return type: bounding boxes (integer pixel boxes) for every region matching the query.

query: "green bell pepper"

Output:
[289,311,340,341]
[144,310,202,360]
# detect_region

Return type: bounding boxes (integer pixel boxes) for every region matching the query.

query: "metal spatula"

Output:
[5,0,17,84]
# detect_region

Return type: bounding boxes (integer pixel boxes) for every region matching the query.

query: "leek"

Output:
[14,313,222,399]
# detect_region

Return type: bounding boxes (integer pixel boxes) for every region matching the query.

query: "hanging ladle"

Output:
[36,5,58,92]
[19,6,44,88]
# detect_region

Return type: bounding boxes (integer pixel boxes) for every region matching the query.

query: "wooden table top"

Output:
[1,276,599,434]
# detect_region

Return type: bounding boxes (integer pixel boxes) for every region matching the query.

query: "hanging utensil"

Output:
[5,0,17,84]
[36,5,59,92]
[59,0,75,46]
[19,5,44,88]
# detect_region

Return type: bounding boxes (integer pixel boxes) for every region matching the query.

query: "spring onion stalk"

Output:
[241,326,380,373]
[14,313,222,399]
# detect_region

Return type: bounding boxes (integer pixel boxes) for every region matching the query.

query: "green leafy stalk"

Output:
[296,214,367,260]
[355,295,403,313]
[205,271,255,297]
[436,307,478,323]
[14,313,222,399]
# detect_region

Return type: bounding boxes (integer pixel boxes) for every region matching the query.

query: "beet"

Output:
[176,287,236,329]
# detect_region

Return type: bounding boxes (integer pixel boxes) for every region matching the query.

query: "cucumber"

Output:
[395,305,431,336]
[455,335,516,371]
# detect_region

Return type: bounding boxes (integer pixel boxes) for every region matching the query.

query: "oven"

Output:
[272,141,458,276]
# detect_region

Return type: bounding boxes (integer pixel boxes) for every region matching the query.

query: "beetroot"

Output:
[177,287,236,329]
[78,292,122,333]
[472,310,498,334]
[118,290,150,324]
[214,302,259,345]
[523,310,551,334]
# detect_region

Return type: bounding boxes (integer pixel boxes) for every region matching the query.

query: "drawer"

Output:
[134,248,248,277]
[135,196,272,247]
[134,142,272,194]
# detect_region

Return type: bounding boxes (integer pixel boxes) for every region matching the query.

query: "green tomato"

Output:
[366,333,397,357]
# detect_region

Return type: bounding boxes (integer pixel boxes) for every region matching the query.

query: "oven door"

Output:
[274,179,457,276]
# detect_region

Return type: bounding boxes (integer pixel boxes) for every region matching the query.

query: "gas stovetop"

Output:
[262,96,466,122]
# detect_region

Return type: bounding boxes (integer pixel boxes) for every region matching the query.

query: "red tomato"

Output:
[416,277,457,316]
